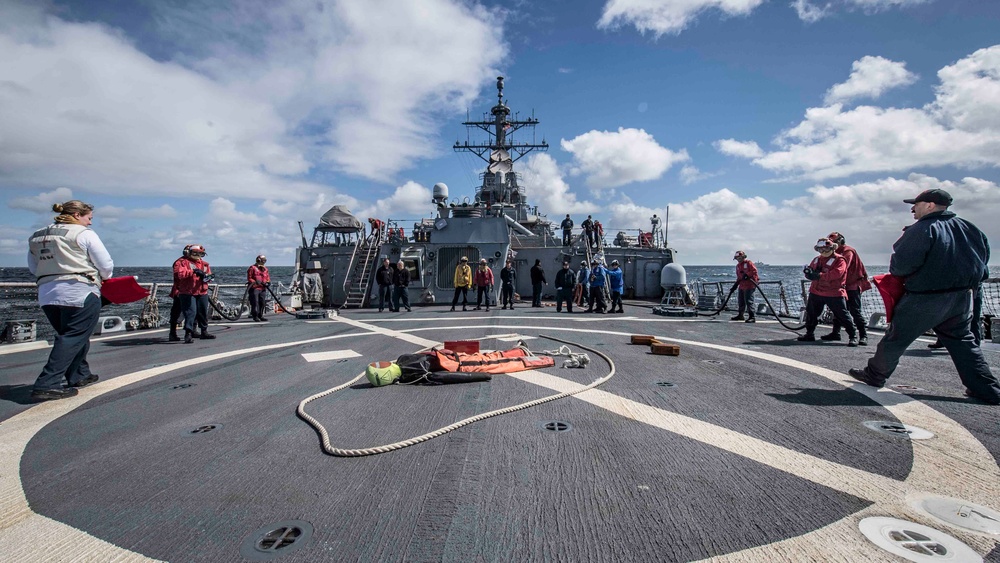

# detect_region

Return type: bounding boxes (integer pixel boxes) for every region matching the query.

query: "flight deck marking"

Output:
[3,317,996,561]
[0,329,377,562]
[372,322,1000,560]
[301,349,362,362]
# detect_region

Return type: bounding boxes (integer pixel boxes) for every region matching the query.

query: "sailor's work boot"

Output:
[858,334,868,346]
[847,336,859,347]
[820,333,842,341]
[730,315,745,321]
[745,317,756,323]
[200,329,216,340]
[184,330,194,344]
[797,333,816,342]
[168,330,180,342]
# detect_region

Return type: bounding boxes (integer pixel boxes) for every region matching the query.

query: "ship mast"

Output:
[454,76,548,211]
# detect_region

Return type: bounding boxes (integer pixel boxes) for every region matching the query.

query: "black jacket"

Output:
[555,268,576,289]
[890,210,990,292]
[530,264,546,285]
[375,265,394,287]
[393,267,410,287]
[500,266,516,286]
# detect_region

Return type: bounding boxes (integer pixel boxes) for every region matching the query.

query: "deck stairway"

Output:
[341,228,383,309]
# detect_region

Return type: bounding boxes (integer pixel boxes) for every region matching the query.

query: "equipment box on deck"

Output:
[443,340,480,354]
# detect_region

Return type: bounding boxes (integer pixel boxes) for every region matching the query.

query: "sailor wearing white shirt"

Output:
[27,200,114,400]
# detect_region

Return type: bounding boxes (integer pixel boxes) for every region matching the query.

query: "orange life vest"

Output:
[432,346,555,374]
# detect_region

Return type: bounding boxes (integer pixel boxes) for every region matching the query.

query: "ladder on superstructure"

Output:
[341,228,382,309]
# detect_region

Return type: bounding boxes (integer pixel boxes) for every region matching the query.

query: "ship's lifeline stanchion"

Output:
[296,334,616,458]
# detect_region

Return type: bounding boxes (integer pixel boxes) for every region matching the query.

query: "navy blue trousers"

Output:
[34,293,101,391]
[867,290,1000,403]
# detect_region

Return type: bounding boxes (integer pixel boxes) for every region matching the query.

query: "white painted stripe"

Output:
[0,330,376,561]
[0,341,50,355]
[302,349,362,362]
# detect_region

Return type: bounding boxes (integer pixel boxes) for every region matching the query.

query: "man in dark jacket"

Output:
[560,214,574,246]
[392,260,411,312]
[554,261,575,313]
[530,259,546,307]
[375,257,394,312]
[849,189,999,405]
[500,259,516,309]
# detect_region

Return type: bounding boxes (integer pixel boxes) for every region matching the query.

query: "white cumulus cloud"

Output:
[714,139,765,159]
[519,154,599,216]
[824,56,917,105]
[561,128,689,189]
[8,187,74,213]
[598,0,766,36]
[736,46,1000,181]
[0,0,506,205]
[605,174,999,265]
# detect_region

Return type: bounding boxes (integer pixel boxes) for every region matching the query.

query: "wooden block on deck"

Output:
[630,334,656,345]
[650,342,681,356]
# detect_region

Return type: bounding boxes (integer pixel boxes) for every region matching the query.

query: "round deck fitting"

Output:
[890,384,926,392]
[187,424,222,435]
[908,493,1000,537]
[539,420,572,432]
[858,517,980,562]
[239,520,314,561]
[862,420,934,440]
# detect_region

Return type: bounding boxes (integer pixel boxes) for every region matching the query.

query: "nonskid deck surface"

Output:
[1,305,998,562]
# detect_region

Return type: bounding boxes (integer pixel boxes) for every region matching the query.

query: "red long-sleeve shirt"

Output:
[838,245,869,291]
[474,267,494,287]
[173,257,211,296]
[807,254,847,298]
[736,260,759,290]
[247,264,270,289]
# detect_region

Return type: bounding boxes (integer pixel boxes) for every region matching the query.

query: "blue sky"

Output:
[1,0,998,267]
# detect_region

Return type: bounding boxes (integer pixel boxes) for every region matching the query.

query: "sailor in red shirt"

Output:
[821,232,871,345]
[172,244,215,343]
[731,250,759,323]
[247,254,271,322]
[798,239,857,345]
[167,245,191,342]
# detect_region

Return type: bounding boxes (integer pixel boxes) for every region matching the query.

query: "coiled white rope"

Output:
[296,334,616,457]
[540,344,591,369]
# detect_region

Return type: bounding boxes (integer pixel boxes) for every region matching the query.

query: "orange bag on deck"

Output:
[432,346,555,374]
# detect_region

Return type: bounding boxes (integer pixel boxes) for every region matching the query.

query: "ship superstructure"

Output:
[294,77,677,309]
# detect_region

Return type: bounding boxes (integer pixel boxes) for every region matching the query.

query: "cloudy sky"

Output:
[1,0,998,267]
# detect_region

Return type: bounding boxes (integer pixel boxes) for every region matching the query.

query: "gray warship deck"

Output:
[1,305,998,562]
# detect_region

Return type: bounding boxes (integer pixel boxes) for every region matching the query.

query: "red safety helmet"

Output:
[188,244,207,257]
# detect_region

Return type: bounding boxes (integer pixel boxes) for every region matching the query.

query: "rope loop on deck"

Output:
[296,334,615,457]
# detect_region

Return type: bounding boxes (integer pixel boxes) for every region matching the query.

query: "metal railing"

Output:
[1,282,268,342]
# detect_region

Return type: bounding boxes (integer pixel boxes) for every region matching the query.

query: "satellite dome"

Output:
[660,263,687,288]
[432,183,449,203]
